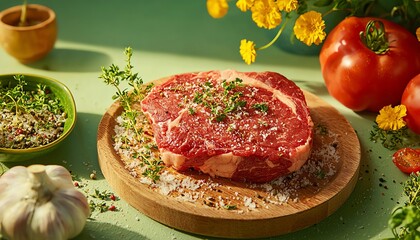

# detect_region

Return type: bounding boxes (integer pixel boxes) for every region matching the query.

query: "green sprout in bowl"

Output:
[0,73,76,162]
[0,74,67,150]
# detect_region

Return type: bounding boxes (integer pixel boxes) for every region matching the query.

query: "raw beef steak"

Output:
[141,70,313,183]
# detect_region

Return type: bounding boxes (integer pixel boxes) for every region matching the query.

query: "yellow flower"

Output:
[251,0,281,29]
[376,105,407,131]
[236,0,255,12]
[416,27,420,42]
[277,0,298,12]
[293,11,326,46]
[207,0,229,19]
[240,39,256,65]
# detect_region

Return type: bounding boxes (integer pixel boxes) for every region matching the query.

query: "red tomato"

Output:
[401,74,420,134]
[392,148,420,174]
[320,17,420,112]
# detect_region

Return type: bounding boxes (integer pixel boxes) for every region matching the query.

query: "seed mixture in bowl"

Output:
[0,75,67,149]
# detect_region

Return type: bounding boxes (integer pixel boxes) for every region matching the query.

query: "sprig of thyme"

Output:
[2,75,27,115]
[132,143,163,182]
[369,123,413,151]
[389,173,420,239]
[370,105,420,150]
[100,47,144,139]
[0,75,63,116]
[100,47,162,182]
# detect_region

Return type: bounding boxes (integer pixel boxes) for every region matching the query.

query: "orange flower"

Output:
[239,39,257,65]
[277,0,298,12]
[376,105,407,131]
[236,0,255,12]
[207,0,229,19]
[293,11,326,46]
[251,0,281,29]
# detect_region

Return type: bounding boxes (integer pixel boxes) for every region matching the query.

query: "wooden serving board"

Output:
[97,77,361,239]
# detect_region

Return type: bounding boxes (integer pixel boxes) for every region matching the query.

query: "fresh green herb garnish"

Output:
[252,102,269,113]
[370,105,420,150]
[193,91,204,104]
[223,205,237,210]
[87,189,118,214]
[100,47,144,139]
[1,74,27,115]
[315,123,328,136]
[389,173,420,238]
[100,47,162,182]
[91,189,112,200]
[191,78,247,122]
[316,170,326,179]
[88,200,110,213]
[188,107,196,115]
[370,123,412,150]
[222,78,243,92]
[0,75,63,116]
[134,144,163,182]
[0,75,66,149]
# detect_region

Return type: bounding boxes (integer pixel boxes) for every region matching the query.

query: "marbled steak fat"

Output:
[141,70,313,183]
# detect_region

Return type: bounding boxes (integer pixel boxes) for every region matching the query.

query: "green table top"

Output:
[0,1,412,239]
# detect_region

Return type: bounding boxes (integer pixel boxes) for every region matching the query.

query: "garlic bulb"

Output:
[0,164,90,240]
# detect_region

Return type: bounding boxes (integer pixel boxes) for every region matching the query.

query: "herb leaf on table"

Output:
[389,173,420,239]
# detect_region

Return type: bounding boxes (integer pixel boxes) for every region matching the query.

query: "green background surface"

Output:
[0,1,410,239]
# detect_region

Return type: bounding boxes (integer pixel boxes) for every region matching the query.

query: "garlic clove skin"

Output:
[26,189,91,240]
[0,165,90,240]
[0,166,30,190]
[0,166,32,227]
[45,165,75,189]
[30,191,90,240]
[2,201,37,240]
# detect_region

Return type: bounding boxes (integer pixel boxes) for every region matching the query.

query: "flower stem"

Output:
[257,17,290,51]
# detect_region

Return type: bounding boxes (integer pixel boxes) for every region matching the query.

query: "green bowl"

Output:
[0,74,76,162]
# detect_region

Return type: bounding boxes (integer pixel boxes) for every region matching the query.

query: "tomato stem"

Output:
[360,20,389,54]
